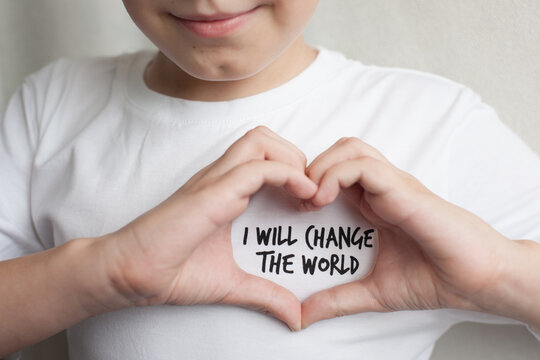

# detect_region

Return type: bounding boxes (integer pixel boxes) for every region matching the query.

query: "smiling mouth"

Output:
[173,6,261,38]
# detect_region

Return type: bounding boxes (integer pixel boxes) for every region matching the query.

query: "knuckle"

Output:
[240,129,266,154]
[222,144,237,158]
[344,137,366,153]
[229,141,260,162]
[245,125,269,139]
[305,165,316,178]
[404,173,429,193]
[340,137,384,161]
[254,125,271,133]
[360,156,380,171]
[356,155,376,168]
[242,128,259,143]
[336,136,350,145]
[336,137,367,158]
[290,154,308,174]
[322,164,339,180]
[232,159,263,180]
[328,288,345,317]
[340,136,359,145]
[242,158,262,168]
[252,302,271,316]
[297,151,308,168]
[268,284,279,305]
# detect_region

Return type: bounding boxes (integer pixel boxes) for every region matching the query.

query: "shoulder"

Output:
[323,46,482,111]
[319,47,490,132]
[321,46,469,93]
[22,51,147,100]
[19,50,152,128]
[25,51,143,83]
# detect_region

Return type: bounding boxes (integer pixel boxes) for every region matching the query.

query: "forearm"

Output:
[0,237,130,357]
[476,239,540,330]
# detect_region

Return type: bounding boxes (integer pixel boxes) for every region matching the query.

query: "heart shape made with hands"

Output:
[231,185,378,303]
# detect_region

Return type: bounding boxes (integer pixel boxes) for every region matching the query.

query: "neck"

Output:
[143,37,318,101]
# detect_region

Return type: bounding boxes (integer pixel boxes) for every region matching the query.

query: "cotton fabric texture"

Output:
[1,47,540,359]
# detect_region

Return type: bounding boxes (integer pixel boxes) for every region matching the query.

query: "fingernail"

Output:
[288,321,301,332]
[299,200,310,212]
[299,200,320,212]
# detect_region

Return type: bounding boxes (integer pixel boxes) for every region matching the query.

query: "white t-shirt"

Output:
[1,47,540,359]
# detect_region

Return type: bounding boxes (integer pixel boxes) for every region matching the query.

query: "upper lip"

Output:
[174,7,258,22]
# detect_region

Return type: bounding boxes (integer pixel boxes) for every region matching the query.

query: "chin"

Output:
[183,60,266,82]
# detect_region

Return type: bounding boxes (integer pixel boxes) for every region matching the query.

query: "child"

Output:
[1,0,539,359]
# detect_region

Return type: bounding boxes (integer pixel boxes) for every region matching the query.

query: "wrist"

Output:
[478,239,540,329]
[66,236,134,317]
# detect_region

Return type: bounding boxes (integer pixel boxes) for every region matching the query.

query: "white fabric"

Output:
[1,47,539,359]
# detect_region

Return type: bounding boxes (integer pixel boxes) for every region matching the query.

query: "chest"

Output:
[29,103,450,253]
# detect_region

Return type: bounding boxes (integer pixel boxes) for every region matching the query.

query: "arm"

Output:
[487,239,540,332]
[0,127,316,357]
[0,237,122,356]
[300,137,540,330]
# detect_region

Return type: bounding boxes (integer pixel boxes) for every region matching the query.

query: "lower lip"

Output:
[175,7,259,38]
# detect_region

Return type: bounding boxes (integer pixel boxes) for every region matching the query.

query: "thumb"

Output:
[301,281,385,329]
[221,272,302,331]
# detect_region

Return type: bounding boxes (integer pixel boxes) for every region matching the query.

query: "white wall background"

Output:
[305,0,540,155]
[1,0,539,359]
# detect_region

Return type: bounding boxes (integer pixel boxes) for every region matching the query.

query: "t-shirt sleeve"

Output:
[445,95,540,338]
[447,99,540,243]
[0,78,45,260]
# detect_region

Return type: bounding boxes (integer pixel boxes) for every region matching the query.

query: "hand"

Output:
[95,126,316,331]
[301,137,516,328]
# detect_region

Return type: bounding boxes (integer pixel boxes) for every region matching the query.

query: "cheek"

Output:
[272,0,319,34]
[122,0,319,81]
[123,0,178,48]
[122,0,153,28]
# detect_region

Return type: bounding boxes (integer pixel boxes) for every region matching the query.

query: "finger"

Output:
[306,137,391,185]
[208,126,308,177]
[222,160,318,200]
[311,157,396,208]
[221,272,302,331]
[252,126,307,161]
[342,185,393,228]
[205,160,317,225]
[301,280,384,329]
